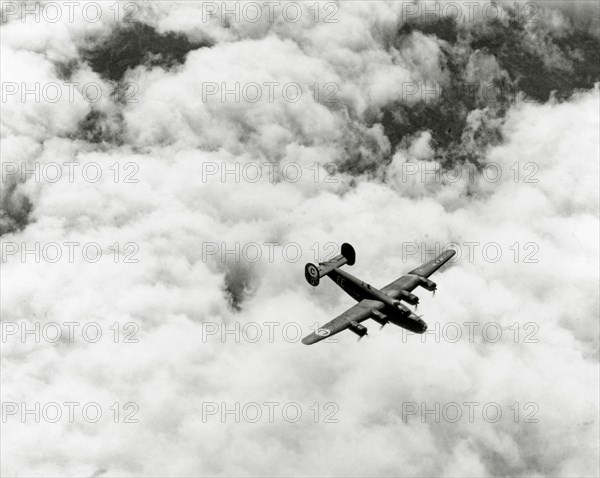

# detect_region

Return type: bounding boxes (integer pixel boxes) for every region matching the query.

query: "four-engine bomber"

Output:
[302,243,455,345]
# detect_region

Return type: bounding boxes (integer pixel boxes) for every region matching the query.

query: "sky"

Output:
[1,1,599,476]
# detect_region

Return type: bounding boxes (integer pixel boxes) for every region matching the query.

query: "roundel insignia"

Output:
[316,328,330,337]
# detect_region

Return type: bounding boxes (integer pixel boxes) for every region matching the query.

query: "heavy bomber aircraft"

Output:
[302,243,455,345]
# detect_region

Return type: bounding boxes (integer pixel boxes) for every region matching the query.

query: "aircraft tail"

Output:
[305,243,355,287]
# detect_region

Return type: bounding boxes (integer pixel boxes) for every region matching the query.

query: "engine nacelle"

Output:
[391,300,411,315]
[397,290,419,306]
[348,321,368,338]
[371,310,388,326]
[417,277,436,292]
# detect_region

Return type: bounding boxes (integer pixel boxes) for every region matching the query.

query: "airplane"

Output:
[302,243,456,345]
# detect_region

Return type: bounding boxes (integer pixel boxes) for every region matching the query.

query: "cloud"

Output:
[1,1,599,477]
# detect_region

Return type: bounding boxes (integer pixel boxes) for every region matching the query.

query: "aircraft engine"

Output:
[391,300,410,315]
[397,290,419,305]
[371,310,388,326]
[417,277,437,292]
[348,321,368,338]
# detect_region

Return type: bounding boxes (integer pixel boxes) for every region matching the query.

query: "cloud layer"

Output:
[1,1,599,476]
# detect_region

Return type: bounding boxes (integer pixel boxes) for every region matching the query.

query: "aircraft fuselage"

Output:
[327,268,427,333]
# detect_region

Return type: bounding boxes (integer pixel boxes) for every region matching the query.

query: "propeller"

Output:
[358,332,368,342]
[432,287,436,297]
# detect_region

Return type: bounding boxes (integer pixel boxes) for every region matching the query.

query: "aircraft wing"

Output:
[301,299,384,345]
[381,249,456,298]
[407,249,456,277]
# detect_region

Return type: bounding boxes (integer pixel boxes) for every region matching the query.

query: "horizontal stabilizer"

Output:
[305,243,355,286]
